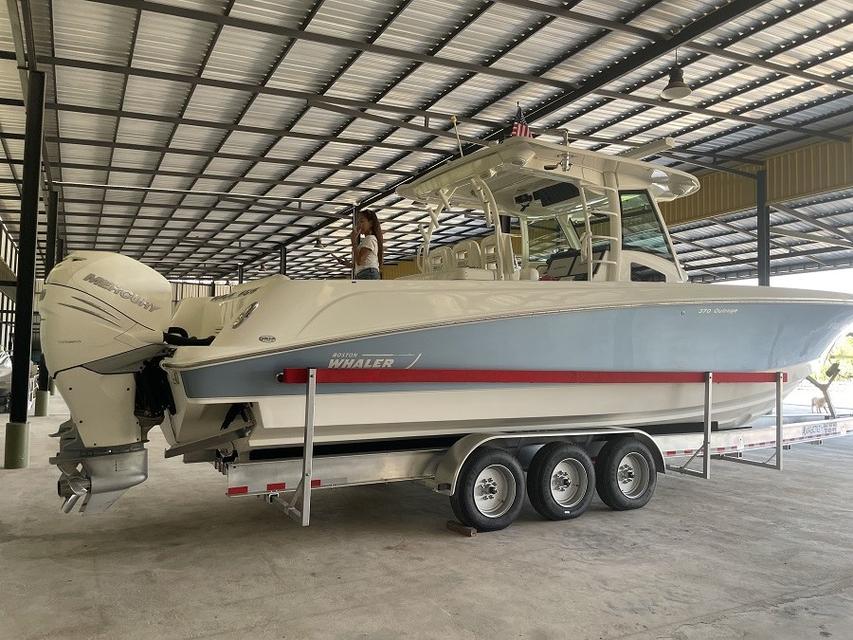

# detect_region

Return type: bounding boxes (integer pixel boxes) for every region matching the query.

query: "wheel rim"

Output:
[473,464,517,518]
[616,452,650,499]
[549,458,588,508]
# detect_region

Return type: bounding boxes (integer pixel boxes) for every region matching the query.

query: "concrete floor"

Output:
[2,400,853,640]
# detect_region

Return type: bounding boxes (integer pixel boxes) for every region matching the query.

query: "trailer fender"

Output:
[627,433,666,476]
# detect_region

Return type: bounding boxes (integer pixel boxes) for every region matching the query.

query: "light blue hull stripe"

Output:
[178,302,853,399]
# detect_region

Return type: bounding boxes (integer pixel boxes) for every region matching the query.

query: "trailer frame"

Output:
[218,367,853,527]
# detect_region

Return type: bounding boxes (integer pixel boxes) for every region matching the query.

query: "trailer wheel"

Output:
[595,438,656,511]
[450,448,525,532]
[527,442,595,521]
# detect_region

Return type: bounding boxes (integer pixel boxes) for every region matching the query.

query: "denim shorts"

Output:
[356,268,381,280]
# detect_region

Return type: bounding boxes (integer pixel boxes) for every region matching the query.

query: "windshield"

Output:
[620,191,673,260]
[527,217,575,264]
[525,188,674,274]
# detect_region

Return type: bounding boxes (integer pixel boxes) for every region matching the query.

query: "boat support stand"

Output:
[667,371,785,479]
[268,369,316,526]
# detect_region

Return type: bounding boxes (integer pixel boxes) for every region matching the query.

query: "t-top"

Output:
[356,234,380,273]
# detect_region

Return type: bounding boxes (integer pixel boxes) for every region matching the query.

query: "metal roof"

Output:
[0,0,850,281]
[676,188,853,281]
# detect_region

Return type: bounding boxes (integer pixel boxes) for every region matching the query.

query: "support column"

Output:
[5,70,45,469]
[756,168,770,286]
[45,191,58,273]
[279,243,287,276]
[209,281,215,296]
[237,264,244,284]
[56,237,64,261]
[35,190,57,416]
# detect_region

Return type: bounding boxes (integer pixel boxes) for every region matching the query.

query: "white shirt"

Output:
[356,234,379,272]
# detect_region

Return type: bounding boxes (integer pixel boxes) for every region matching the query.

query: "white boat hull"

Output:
[161,363,810,452]
[157,278,853,455]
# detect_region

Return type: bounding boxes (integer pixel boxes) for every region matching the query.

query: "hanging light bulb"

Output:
[660,49,692,101]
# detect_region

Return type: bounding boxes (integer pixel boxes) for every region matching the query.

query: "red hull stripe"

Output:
[279,368,786,385]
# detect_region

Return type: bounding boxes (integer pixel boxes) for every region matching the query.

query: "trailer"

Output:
[213,368,853,532]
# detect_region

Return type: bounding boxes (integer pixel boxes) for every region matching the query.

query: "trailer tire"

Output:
[595,437,656,511]
[527,442,595,521]
[450,447,525,532]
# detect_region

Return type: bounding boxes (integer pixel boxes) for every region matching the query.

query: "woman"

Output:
[338,210,383,280]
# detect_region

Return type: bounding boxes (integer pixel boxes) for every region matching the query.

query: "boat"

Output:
[40,137,853,512]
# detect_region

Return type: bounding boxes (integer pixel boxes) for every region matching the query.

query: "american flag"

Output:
[510,103,532,138]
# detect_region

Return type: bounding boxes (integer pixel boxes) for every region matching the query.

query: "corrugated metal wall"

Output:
[769,140,853,204]
[171,281,233,303]
[381,261,420,279]
[660,139,853,226]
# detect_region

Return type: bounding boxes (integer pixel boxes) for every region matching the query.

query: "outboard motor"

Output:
[41,252,173,512]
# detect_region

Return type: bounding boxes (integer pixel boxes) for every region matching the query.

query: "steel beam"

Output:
[51,159,384,194]
[279,244,286,276]
[46,136,412,177]
[593,88,845,142]
[662,65,853,161]
[56,211,316,229]
[51,181,354,212]
[492,0,853,93]
[307,100,492,147]
[92,0,853,108]
[35,55,502,132]
[87,0,584,94]
[4,69,44,469]
[44,125,661,155]
[770,202,853,244]
[44,85,844,147]
[489,2,740,130]
[36,189,58,397]
[668,217,853,260]
[44,190,58,276]
[45,102,449,156]
[690,254,853,282]
[54,196,345,217]
[685,245,850,272]
[769,228,853,250]
[683,42,853,93]
[755,169,770,286]
[95,8,142,250]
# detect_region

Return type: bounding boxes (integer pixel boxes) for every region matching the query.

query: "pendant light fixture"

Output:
[660,49,692,101]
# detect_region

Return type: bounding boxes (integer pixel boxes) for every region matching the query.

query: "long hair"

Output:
[359,209,383,265]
